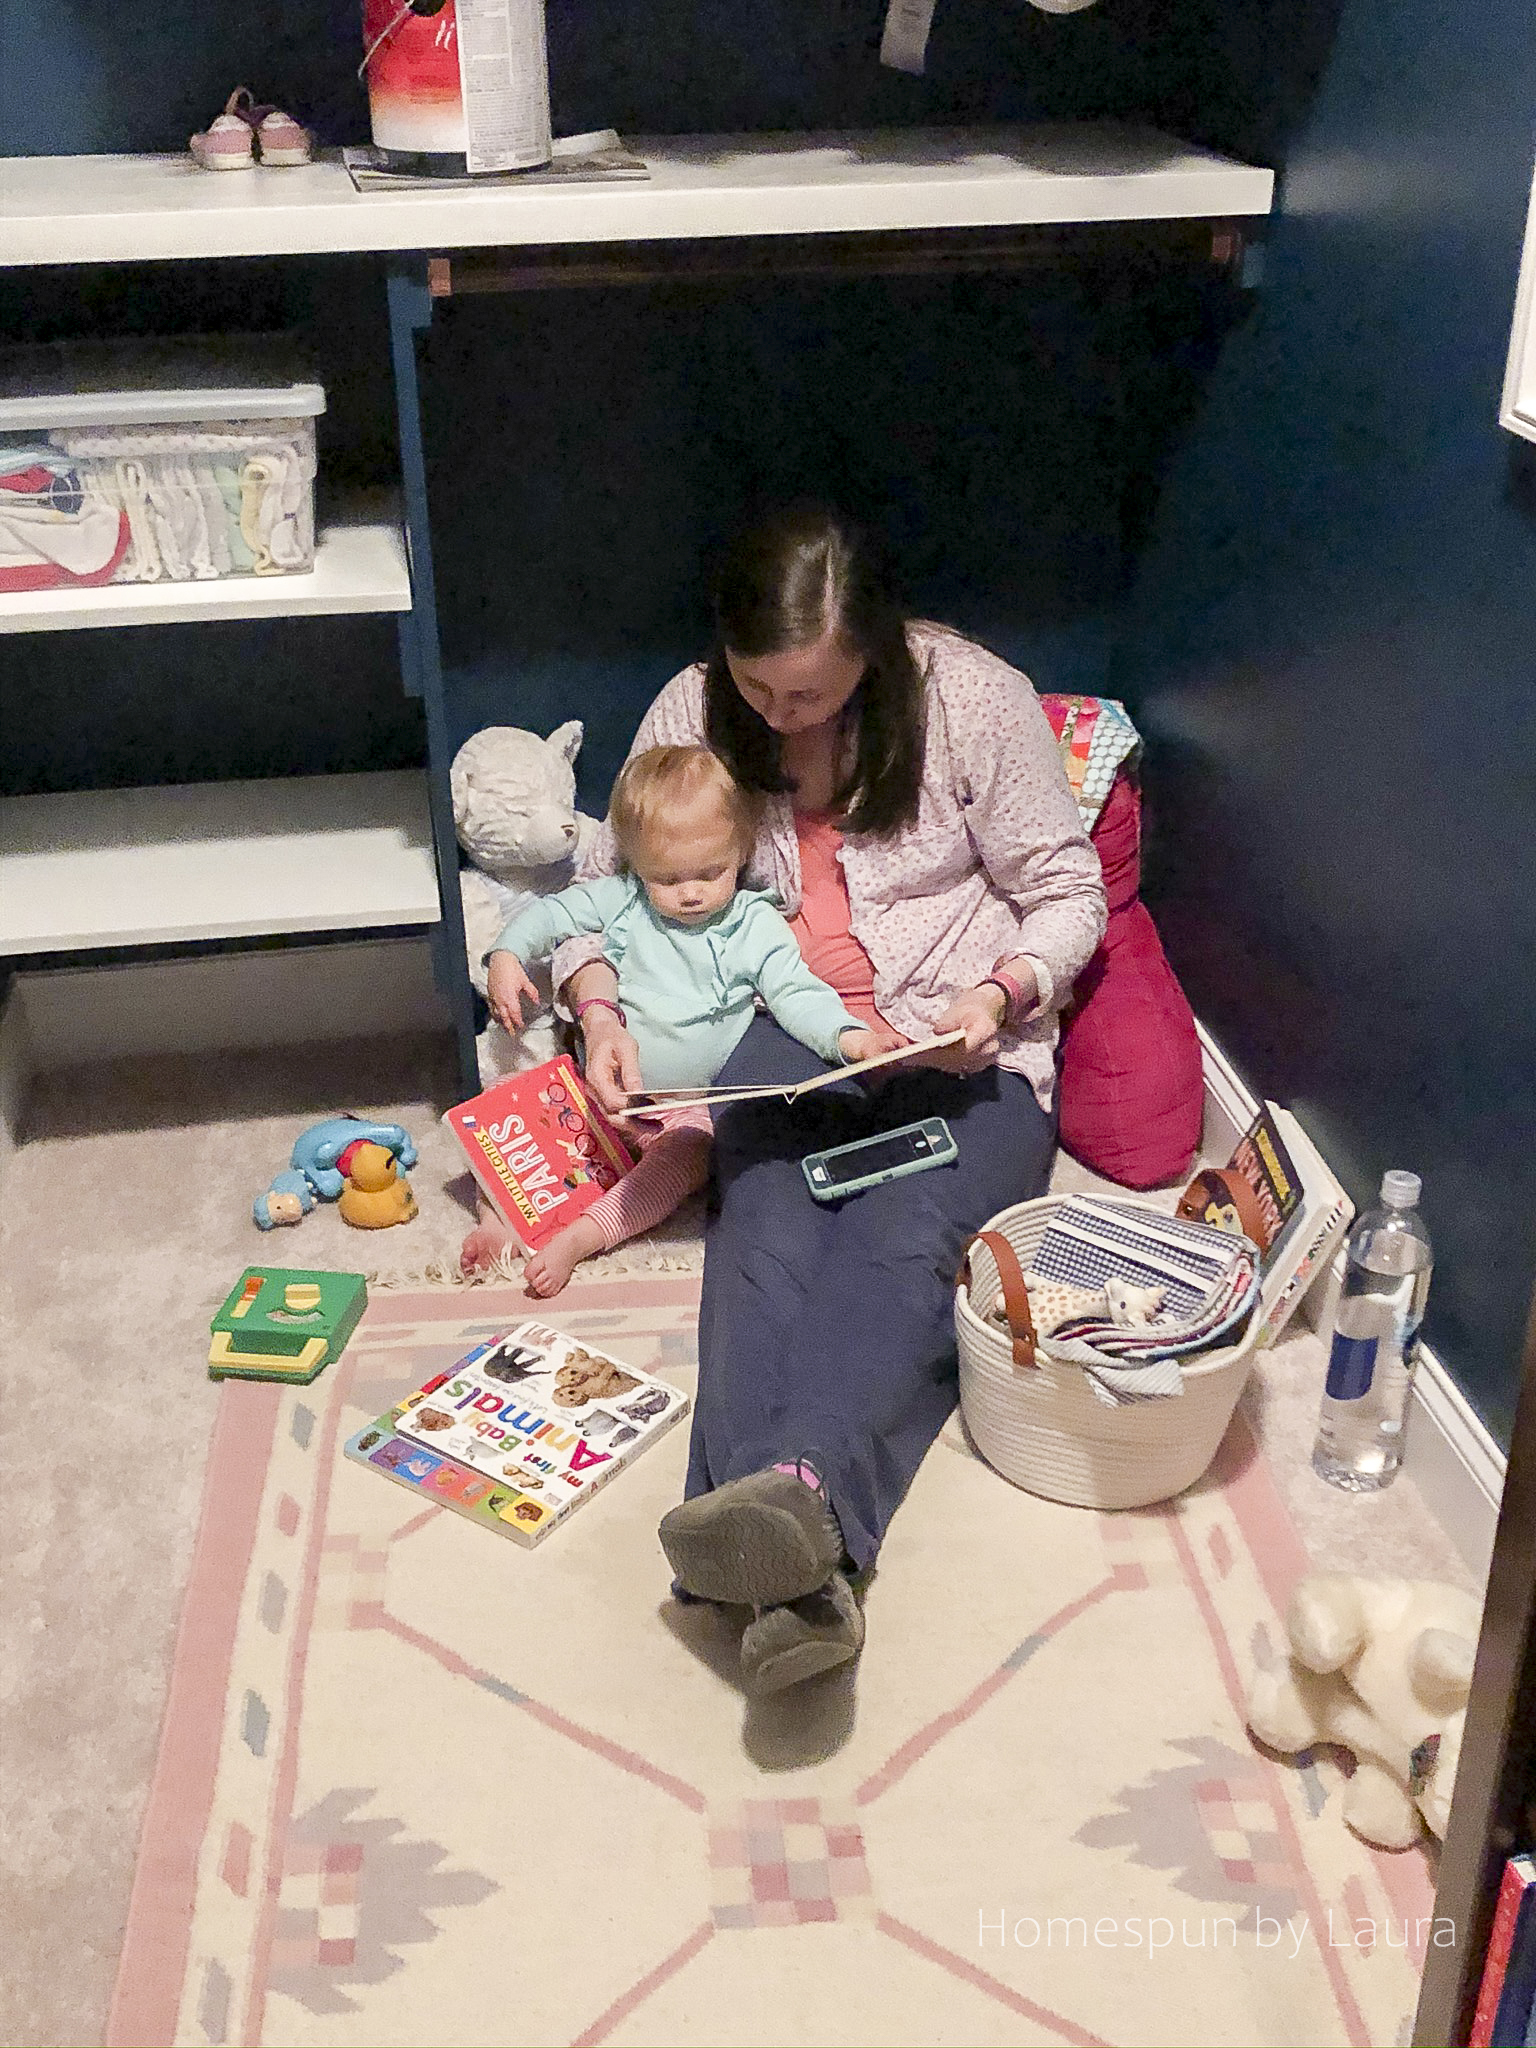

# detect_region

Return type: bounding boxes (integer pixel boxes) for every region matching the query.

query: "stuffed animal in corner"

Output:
[451,721,601,1086]
[1247,1573,1480,1849]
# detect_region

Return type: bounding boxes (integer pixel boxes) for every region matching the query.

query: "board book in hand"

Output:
[1180,1102,1352,1346]
[442,1056,635,1252]
[343,1320,689,1547]
[627,1029,967,1113]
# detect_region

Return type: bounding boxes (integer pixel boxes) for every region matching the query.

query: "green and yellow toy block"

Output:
[209,1268,368,1384]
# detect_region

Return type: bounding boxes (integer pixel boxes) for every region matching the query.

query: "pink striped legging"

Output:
[582,1105,714,1251]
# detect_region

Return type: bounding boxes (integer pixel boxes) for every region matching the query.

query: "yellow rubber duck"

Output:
[337,1141,418,1229]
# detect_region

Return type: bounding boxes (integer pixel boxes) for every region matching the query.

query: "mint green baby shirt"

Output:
[493,874,864,1094]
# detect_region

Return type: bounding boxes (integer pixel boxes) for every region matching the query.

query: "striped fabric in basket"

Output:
[1028,1197,1261,1402]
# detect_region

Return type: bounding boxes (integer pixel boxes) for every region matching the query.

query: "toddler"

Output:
[462,744,896,1294]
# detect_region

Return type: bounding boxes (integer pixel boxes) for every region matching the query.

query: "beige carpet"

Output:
[0,1031,1475,2047]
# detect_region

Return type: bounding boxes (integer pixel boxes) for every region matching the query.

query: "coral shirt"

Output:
[786,808,894,1033]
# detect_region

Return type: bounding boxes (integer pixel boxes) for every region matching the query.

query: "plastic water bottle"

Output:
[1311,1171,1432,1492]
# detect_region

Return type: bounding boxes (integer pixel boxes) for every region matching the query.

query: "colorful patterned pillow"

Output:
[1037,692,1141,835]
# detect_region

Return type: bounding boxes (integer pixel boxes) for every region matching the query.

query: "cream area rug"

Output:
[108,1274,1437,2048]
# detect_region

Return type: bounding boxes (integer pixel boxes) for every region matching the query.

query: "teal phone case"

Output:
[801,1116,957,1202]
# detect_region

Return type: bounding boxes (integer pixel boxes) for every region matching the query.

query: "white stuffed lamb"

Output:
[451,721,600,1085]
[1247,1573,1480,1849]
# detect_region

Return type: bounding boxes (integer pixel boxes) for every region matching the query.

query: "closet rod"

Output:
[427,219,1244,299]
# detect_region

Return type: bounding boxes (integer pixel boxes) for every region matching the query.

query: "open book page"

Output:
[626,1031,967,1114]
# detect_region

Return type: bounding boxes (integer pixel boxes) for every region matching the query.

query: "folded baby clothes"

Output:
[38,420,318,585]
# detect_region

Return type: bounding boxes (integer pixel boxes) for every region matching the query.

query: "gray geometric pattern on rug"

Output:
[267,1787,497,2017]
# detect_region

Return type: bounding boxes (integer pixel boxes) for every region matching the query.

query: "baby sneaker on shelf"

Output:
[189,102,255,171]
[191,88,312,172]
[248,104,312,167]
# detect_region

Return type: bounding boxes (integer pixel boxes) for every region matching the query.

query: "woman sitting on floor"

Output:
[554,502,1107,1696]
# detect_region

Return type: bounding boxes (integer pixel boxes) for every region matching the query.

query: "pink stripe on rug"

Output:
[1160,1499,1375,2046]
[106,1382,282,2048]
[854,1575,1120,1808]
[377,1608,707,1813]
[569,1920,716,2046]
[1210,1407,1312,1613]
[359,1276,704,1326]
[877,1911,1110,2047]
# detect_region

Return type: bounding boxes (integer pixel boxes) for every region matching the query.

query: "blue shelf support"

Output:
[386,255,479,1091]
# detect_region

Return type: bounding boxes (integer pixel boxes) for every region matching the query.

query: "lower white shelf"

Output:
[0,770,441,952]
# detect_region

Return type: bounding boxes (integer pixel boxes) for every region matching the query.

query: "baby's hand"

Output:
[839,1025,908,1066]
[487,950,541,1035]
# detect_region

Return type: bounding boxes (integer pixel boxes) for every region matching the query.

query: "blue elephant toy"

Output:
[253,1115,418,1230]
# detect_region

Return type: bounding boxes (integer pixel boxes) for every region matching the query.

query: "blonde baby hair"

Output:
[609,744,758,867]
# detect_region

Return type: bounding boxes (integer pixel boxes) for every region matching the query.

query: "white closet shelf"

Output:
[0,770,441,952]
[0,125,1274,266]
[0,503,410,633]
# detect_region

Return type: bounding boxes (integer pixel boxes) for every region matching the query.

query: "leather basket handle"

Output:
[961,1229,1038,1370]
[1177,1165,1269,1248]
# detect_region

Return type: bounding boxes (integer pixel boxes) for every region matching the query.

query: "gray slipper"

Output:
[658,1468,844,1607]
[741,1571,865,1695]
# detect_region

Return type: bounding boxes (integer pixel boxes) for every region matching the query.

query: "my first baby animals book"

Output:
[443,1056,634,1252]
[344,1320,689,1547]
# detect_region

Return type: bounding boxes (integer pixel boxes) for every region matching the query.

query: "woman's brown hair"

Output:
[703,504,926,836]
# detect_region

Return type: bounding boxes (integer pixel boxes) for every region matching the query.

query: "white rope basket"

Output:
[955,1194,1261,1511]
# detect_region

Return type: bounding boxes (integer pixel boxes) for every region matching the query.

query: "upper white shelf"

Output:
[0,502,410,633]
[0,769,440,953]
[0,126,1273,267]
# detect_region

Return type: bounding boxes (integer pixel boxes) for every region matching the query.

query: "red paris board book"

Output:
[442,1057,635,1251]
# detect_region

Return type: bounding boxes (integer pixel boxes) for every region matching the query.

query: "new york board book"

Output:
[441,1056,634,1252]
[343,1320,689,1546]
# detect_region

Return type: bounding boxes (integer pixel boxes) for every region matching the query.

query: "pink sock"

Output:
[772,1459,822,1491]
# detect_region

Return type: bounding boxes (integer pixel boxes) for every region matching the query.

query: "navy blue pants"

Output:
[686,1018,1057,1571]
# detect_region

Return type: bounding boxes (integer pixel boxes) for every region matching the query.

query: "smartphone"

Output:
[801,1116,958,1202]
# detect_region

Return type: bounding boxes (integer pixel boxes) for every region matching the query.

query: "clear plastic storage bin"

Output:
[0,340,324,594]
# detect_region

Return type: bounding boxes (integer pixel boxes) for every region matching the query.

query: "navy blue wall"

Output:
[1117,3,1536,1438]
[420,267,1146,800]
[1,0,1334,165]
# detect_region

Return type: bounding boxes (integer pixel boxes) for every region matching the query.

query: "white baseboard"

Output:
[1196,1022,1503,1583]
[12,936,448,1071]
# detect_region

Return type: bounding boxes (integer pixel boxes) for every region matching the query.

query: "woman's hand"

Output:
[909,981,1017,1074]
[486,950,542,1036]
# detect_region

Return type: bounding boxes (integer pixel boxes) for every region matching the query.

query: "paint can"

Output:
[361,0,551,175]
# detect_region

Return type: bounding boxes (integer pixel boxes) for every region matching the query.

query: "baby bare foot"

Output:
[523,1216,606,1297]
[460,1218,517,1275]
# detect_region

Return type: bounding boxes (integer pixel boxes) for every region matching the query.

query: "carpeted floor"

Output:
[0,1032,1477,2048]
